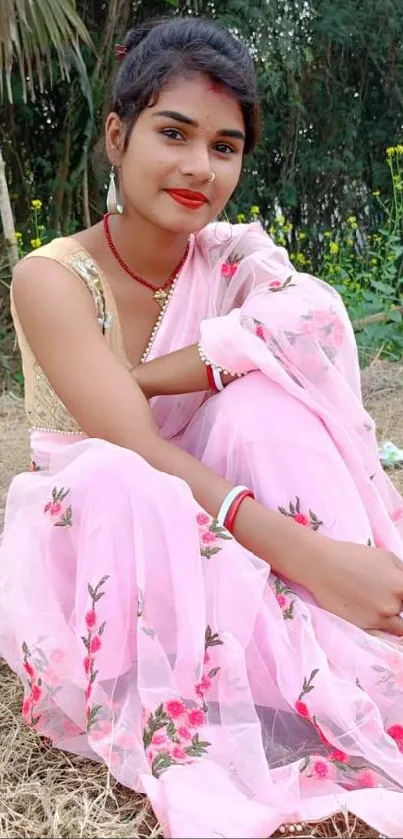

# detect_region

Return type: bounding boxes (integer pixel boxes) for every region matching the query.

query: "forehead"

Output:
[147,73,245,130]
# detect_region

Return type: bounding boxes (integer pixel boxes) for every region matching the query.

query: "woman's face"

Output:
[106,73,246,234]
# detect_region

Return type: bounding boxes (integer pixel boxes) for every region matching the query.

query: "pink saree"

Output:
[1,221,403,837]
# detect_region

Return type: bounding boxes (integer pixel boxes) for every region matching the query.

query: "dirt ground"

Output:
[0,362,402,838]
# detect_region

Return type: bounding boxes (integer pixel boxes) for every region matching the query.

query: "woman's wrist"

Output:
[232,495,321,588]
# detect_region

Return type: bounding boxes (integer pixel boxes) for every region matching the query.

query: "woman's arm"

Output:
[12,258,403,636]
[133,344,238,398]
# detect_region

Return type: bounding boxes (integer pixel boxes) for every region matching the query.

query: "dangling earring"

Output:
[106,165,123,215]
[214,206,233,244]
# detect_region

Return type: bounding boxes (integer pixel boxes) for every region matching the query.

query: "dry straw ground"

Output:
[0,361,402,838]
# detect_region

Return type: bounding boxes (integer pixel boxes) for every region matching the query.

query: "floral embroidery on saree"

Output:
[197,511,232,558]
[81,575,109,731]
[44,487,73,526]
[278,497,323,531]
[144,625,222,777]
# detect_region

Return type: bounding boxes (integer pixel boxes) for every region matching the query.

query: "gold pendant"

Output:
[153,288,168,308]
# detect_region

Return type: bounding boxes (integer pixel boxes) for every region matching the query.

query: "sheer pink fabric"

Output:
[1,222,403,837]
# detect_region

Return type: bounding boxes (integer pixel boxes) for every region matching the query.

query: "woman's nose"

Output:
[179,144,212,182]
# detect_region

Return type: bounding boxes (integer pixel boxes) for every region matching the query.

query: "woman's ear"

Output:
[105,113,126,167]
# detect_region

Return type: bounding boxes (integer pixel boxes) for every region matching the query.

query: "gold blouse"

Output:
[11,237,129,435]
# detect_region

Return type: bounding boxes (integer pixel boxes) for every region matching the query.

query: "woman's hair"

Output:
[110,17,260,155]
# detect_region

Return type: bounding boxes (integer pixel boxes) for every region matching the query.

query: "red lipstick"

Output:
[165,189,209,209]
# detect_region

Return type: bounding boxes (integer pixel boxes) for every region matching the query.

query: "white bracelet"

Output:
[212,366,225,392]
[217,486,250,528]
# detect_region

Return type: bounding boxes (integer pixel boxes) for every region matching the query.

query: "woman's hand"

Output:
[304,537,403,635]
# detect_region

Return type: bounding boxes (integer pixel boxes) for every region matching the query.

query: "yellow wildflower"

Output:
[236,212,246,223]
[277,235,286,246]
[396,144,403,155]
[393,176,403,191]
[370,259,377,266]
[250,205,260,217]
[30,238,42,249]
[31,199,42,211]
[14,231,22,241]
[38,224,46,233]
[347,215,358,230]
[324,231,331,239]
[268,226,275,237]
[297,231,307,241]
[329,241,339,254]
[372,190,380,197]
[283,222,293,234]
[295,253,308,267]
[386,146,396,157]
[276,214,285,225]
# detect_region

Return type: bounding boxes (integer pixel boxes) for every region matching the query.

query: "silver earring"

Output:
[214,206,233,244]
[106,166,123,215]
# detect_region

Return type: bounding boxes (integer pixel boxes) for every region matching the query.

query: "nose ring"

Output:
[207,172,216,183]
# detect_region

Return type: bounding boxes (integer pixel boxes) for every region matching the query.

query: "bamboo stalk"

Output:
[352,306,403,330]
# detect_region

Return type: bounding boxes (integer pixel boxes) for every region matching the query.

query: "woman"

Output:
[1,16,403,838]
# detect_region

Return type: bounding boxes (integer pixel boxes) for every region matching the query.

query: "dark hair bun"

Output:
[122,18,168,53]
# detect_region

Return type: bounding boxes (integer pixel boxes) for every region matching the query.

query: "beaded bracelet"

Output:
[197,340,243,379]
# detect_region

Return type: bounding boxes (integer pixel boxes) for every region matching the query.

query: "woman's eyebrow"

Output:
[153,110,245,141]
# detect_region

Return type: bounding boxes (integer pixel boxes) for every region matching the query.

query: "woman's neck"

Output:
[105,209,190,286]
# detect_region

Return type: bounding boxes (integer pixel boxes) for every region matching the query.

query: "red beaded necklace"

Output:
[103,213,189,309]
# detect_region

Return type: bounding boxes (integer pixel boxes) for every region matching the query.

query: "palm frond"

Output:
[0,0,92,102]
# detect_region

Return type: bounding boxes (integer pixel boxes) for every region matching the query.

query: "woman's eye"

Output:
[161,128,184,141]
[214,142,235,155]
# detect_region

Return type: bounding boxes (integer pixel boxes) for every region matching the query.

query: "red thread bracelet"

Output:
[224,489,254,533]
[206,365,218,392]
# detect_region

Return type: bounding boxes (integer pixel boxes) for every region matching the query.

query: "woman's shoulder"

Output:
[21,234,83,263]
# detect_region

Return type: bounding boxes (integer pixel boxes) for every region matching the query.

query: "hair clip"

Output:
[114,44,127,62]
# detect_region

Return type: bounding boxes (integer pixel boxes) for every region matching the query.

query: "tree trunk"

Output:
[0,145,19,269]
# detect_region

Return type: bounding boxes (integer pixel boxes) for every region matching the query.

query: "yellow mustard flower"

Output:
[31,199,43,211]
[329,241,339,254]
[283,222,293,234]
[396,144,403,155]
[297,231,307,241]
[386,146,396,157]
[236,212,246,223]
[14,231,23,241]
[347,215,358,230]
[250,205,260,217]
[277,235,286,246]
[276,214,285,225]
[30,238,42,249]
[324,231,331,239]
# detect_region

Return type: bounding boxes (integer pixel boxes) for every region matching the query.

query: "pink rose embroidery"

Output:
[44,487,72,527]
[278,497,323,532]
[312,758,331,779]
[196,512,210,526]
[177,726,192,741]
[81,574,109,731]
[85,610,97,629]
[188,708,206,728]
[166,699,186,720]
[171,745,187,761]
